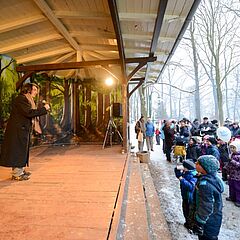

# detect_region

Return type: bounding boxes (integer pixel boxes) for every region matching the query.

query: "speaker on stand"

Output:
[102,103,123,149]
[112,103,122,117]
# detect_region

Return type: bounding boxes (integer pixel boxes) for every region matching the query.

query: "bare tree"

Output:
[194,0,240,124]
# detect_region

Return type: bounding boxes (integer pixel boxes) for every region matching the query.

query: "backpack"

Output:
[135,121,140,134]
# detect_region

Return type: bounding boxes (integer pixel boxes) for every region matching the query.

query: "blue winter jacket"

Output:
[206,145,220,161]
[179,170,197,202]
[145,122,155,137]
[194,173,224,238]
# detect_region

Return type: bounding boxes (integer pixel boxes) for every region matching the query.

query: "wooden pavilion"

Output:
[0,0,201,149]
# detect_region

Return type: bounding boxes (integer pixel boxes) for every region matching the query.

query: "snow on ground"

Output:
[148,143,240,240]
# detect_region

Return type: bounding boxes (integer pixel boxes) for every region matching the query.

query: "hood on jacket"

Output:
[201,174,224,194]
[230,140,240,152]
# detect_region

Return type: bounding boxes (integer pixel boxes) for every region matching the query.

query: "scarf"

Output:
[24,93,42,134]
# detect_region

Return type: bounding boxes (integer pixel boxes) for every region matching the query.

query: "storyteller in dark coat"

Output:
[0,83,50,180]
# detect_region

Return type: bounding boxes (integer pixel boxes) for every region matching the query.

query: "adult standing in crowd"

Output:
[199,117,216,137]
[145,117,155,151]
[135,115,146,152]
[191,118,200,136]
[163,120,175,162]
[0,83,50,181]
[230,122,240,138]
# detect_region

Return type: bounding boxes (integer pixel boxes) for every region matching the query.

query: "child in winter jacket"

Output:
[174,159,197,228]
[186,138,201,162]
[189,155,224,240]
[225,140,240,207]
[217,139,230,181]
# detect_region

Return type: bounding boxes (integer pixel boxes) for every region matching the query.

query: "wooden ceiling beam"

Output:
[17,47,74,64]
[70,30,115,38]
[108,0,126,80]
[53,10,111,20]
[101,65,120,82]
[16,56,157,72]
[150,0,168,56]
[0,33,63,54]
[48,52,76,75]
[119,12,156,22]
[33,0,80,51]
[49,52,76,64]
[80,44,118,51]
[0,15,46,34]
[128,78,145,98]
[123,33,175,42]
[164,15,185,22]
[119,12,185,22]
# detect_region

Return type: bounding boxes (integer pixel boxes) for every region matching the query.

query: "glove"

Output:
[192,222,204,236]
[174,167,182,178]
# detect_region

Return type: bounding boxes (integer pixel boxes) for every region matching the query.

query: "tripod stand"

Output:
[102,117,123,149]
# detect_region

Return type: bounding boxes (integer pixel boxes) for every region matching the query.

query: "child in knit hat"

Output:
[225,140,240,207]
[188,155,224,239]
[174,159,197,229]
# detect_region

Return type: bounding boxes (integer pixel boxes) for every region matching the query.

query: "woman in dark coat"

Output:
[0,83,50,180]
[163,121,175,162]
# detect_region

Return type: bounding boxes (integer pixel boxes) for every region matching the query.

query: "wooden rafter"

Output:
[101,65,120,82]
[33,0,80,51]
[70,30,115,39]
[156,0,202,82]
[16,71,35,90]
[16,56,156,92]
[108,0,126,79]
[119,12,156,22]
[119,12,185,22]
[127,62,147,81]
[16,57,157,72]
[49,52,76,75]
[0,33,63,54]
[0,15,46,34]
[49,52,76,64]
[128,78,145,98]
[53,11,111,20]
[17,47,74,64]
[149,0,168,56]
[123,33,175,42]
[80,44,117,51]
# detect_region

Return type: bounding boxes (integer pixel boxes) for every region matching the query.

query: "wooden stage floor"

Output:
[0,145,126,240]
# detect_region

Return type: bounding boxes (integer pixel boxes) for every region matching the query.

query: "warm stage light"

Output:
[105,78,114,86]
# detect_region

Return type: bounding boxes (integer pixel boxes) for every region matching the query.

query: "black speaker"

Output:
[112,103,122,117]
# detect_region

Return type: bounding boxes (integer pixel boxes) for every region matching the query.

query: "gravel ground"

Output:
[147,144,240,240]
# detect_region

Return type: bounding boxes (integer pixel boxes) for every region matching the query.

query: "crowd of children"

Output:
[135,116,240,238]
[165,117,240,239]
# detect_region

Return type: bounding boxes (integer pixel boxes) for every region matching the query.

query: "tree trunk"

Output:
[71,80,80,134]
[104,94,110,127]
[84,84,91,129]
[97,92,103,127]
[225,78,230,119]
[233,72,239,121]
[190,22,201,120]
[178,91,182,119]
[60,79,71,131]
[139,85,147,118]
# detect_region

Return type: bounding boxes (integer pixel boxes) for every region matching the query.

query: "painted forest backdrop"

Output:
[0,55,123,146]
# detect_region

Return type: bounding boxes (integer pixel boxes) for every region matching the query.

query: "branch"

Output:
[0,58,15,76]
[156,82,195,94]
